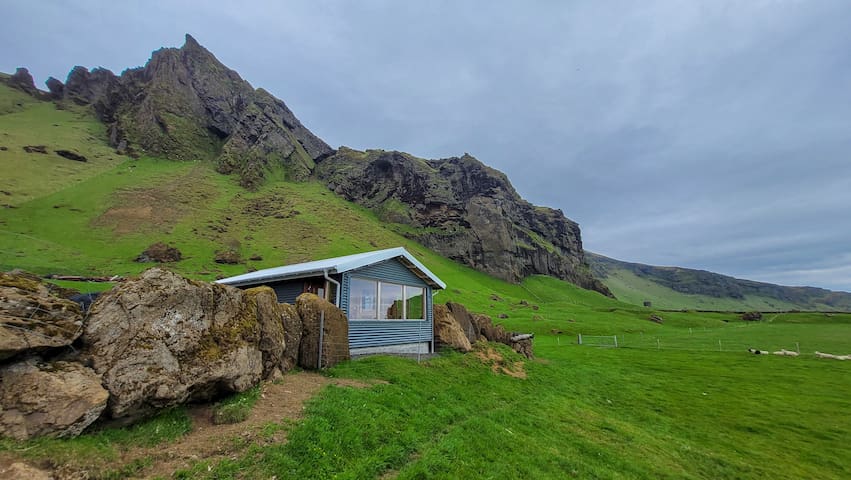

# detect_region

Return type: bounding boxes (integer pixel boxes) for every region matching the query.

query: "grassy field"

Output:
[2,82,850,479]
[3,282,848,479]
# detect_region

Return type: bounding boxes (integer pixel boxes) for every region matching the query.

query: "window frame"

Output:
[349,276,426,321]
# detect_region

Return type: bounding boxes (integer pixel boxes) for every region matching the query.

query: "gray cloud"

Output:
[3,0,849,291]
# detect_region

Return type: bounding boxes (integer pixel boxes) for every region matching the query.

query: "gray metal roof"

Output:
[215,247,446,289]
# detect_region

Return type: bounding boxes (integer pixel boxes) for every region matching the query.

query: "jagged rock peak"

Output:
[315,148,612,296]
[183,33,202,49]
[54,34,333,188]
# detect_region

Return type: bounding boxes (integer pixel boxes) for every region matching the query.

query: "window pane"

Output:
[380,283,404,319]
[350,278,377,319]
[405,286,424,320]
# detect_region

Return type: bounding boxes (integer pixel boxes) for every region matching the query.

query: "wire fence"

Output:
[544,323,836,356]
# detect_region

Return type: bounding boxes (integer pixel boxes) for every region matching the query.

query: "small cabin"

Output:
[216,247,446,355]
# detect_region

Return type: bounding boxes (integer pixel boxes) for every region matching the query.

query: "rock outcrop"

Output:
[296,293,349,369]
[6,68,38,96]
[0,271,83,361]
[433,301,534,358]
[280,303,302,371]
[0,267,356,437]
[135,242,182,263]
[315,148,611,295]
[244,286,287,377]
[59,34,333,187]
[14,35,609,296]
[432,304,472,352]
[45,76,64,99]
[0,358,108,440]
[81,268,270,422]
[446,302,481,342]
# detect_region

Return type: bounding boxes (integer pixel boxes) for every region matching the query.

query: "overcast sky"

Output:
[3,1,850,291]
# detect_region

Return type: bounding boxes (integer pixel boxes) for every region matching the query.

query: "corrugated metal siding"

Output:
[341,260,437,349]
[353,260,430,287]
[340,272,351,313]
[348,320,433,348]
[267,280,304,304]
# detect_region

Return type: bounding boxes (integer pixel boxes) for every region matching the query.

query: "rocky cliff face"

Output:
[315,148,612,295]
[6,36,608,294]
[58,34,333,188]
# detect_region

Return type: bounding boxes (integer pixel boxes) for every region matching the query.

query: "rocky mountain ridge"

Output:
[316,148,610,293]
[4,35,608,294]
[32,34,333,188]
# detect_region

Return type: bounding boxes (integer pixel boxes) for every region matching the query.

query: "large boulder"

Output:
[81,268,269,422]
[0,271,83,361]
[446,302,480,343]
[471,313,511,344]
[280,303,302,371]
[0,358,108,440]
[296,293,349,369]
[432,304,472,352]
[243,286,286,377]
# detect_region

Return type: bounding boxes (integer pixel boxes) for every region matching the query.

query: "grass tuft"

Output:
[211,386,262,425]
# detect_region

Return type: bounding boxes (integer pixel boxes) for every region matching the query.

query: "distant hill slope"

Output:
[588,252,851,311]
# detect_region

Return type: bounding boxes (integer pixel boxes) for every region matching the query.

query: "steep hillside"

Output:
[589,252,851,311]
[1,35,607,295]
[49,34,333,188]
[315,147,610,295]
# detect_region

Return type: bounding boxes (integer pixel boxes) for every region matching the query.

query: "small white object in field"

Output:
[814,351,847,360]
[772,349,799,357]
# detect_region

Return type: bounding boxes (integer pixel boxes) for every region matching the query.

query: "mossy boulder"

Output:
[243,286,286,377]
[0,270,83,361]
[446,302,480,343]
[432,304,472,352]
[80,268,273,423]
[280,303,302,371]
[0,358,108,440]
[296,293,349,369]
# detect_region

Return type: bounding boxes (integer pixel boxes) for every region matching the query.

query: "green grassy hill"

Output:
[2,82,850,479]
[588,252,851,312]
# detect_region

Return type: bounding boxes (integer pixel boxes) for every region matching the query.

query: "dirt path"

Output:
[131,371,378,479]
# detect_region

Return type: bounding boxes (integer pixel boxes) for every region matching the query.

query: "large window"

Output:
[350,277,377,319]
[349,277,425,320]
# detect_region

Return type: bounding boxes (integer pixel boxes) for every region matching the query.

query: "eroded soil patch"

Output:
[92,166,217,236]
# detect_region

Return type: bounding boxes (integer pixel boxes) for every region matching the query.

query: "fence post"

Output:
[318,311,325,370]
[578,333,582,345]
[614,335,618,348]
[718,339,722,352]
[796,342,800,354]
[557,336,560,346]
[657,338,660,350]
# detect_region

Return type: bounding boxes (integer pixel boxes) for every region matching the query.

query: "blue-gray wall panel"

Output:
[353,260,430,287]
[266,280,304,304]
[348,320,434,348]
